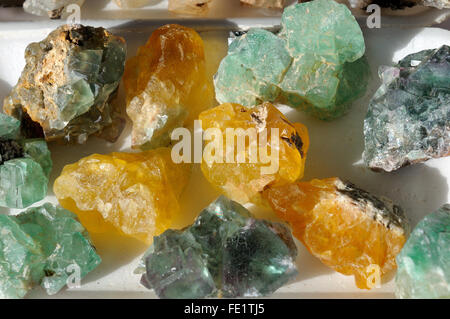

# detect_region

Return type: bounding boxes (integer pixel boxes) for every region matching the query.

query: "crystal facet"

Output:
[199,102,309,205]
[137,196,298,298]
[3,24,127,144]
[363,45,450,172]
[0,203,101,298]
[53,148,191,244]
[123,24,214,149]
[395,204,450,299]
[264,178,410,289]
[214,0,369,120]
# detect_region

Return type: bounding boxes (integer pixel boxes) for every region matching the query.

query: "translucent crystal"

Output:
[264,178,410,289]
[168,0,213,15]
[214,0,369,120]
[199,102,309,205]
[0,113,20,139]
[138,196,298,298]
[395,204,450,299]
[23,0,85,19]
[123,24,214,149]
[0,203,100,298]
[53,148,191,244]
[363,45,450,172]
[3,24,127,144]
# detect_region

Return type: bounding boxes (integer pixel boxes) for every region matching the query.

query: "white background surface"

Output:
[0,3,449,299]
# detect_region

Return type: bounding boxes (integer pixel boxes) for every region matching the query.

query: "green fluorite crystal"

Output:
[214,0,369,120]
[395,204,450,299]
[138,196,298,299]
[3,24,126,144]
[0,114,52,209]
[0,203,101,298]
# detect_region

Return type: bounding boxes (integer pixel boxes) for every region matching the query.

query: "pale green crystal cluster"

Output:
[395,204,450,299]
[0,113,52,209]
[0,203,101,299]
[214,0,369,120]
[137,196,298,299]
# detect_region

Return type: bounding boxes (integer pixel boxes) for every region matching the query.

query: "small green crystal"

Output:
[214,0,369,120]
[0,114,52,209]
[395,204,450,299]
[138,196,298,299]
[0,203,101,298]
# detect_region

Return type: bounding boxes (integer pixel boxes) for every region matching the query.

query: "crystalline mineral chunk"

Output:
[199,102,309,205]
[3,24,127,144]
[214,0,369,120]
[0,203,101,298]
[363,45,450,172]
[23,0,85,19]
[395,204,450,299]
[123,24,214,149]
[138,196,298,298]
[53,148,191,244]
[264,177,410,289]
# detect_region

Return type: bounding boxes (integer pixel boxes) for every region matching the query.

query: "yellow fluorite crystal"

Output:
[264,178,409,289]
[123,24,214,149]
[199,102,309,205]
[53,148,191,244]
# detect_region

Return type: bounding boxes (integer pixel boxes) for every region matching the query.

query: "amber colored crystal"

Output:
[264,178,409,289]
[53,148,191,244]
[199,102,309,205]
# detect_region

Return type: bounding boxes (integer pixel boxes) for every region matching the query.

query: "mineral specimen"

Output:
[395,204,450,299]
[168,0,213,15]
[264,178,410,289]
[0,113,52,209]
[23,0,85,18]
[214,0,369,120]
[0,203,101,299]
[363,45,450,172]
[123,24,214,149]
[347,0,450,10]
[240,0,284,9]
[53,148,191,244]
[199,102,309,205]
[137,196,298,299]
[3,24,127,144]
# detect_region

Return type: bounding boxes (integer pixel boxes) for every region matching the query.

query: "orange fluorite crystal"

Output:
[264,178,409,289]
[123,24,214,149]
[199,102,309,205]
[53,148,191,244]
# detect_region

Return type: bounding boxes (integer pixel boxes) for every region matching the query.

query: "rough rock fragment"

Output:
[0,203,101,298]
[23,0,85,18]
[199,102,309,205]
[137,196,298,299]
[240,0,284,9]
[264,177,410,289]
[168,0,213,15]
[214,0,369,120]
[123,24,214,149]
[395,204,450,299]
[363,45,450,172]
[0,113,52,209]
[3,24,127,144]
[53,148,191,244]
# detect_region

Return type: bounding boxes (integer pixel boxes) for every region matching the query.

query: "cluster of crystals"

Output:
[0,113,52,209]
[137,196,298,299]
[214,0,369,120]
[3,24,127,144]
[199,102,309,205]
[0,203,101,299]
[264,178,410,289]
[363,45,450,172]
[123,24,214,149]
[53,148,191,244]
[395,204,450,299]
[240,0,284,9]
[347,0,450,9]
[23,0,85,18]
